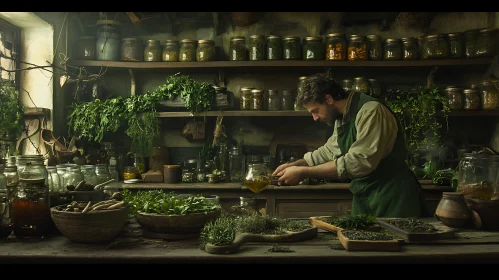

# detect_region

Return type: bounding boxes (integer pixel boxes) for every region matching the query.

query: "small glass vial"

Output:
[326,33,347,60]
[448,32,464,58]
[282,36,301,60]
[249,35,265,61]
[302,36,324,60]
[347,35,368,61]
[162,40,179,62]
[445,87,464,110]
[179,39,197,62]
[463,88,480,110]
[251,89,264,110]
[281,90,294,111]
[181,169,194,183]
[240,87,253,110]
[383,39,402,61]
[366,34,382,61]
[143,39,162,62]
[229,36,247,61]
[196,39,215,62]
[267,89,280,111]
[479,80,499,110]
[401,37,419,60]
[266,35,282,60]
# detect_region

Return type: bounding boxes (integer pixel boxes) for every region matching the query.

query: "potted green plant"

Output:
[0,81,24,159]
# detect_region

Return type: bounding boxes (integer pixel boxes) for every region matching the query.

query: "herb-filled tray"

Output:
[309,215,381,233]
[378,218,456,242]
[337,230,403,252]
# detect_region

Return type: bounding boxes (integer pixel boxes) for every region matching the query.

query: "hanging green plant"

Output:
[0,81,24,154]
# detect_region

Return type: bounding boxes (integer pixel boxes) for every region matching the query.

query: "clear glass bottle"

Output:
[162,40,179,62]
[445,87,464,110]
[479,80,499,110]
[229,36,247,61]
[251,89,264,110]
[240,87,253,110]
[249,35,265,61]
[326,33,347,60]
[95,164,111,185]
[366,34,382,61]
[281,90,294,111]
[196,39,215,62]
[218,142,229,173]
[401,37,419,60]
[283,36,301,60]
[266,35,282,60]
[0,164,12,239]
[179,39,197,62]
[229,146,246,182]
[82,165,98,186]
[383,38,402,61]
[448,32,464,58]
[463,88,481,110]
[353,77,369,94]
[244,163,271,194]
[302,36,324,60]
[347,35,368,61]
[267,89,280,111]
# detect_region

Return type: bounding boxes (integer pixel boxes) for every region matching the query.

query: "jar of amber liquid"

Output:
[179,39,197,62]
[240,87,253,110]
[383,39,402,60]
[251,89,264,110]
[196,39,215,62]
[123,166,138,180]
[463,88,480,110]
[366,34,382,61]
[162,40,179,62]
[326,33,347,60]
[347,35,368,61]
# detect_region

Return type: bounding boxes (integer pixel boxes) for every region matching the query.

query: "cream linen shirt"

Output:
[303,93,399,179]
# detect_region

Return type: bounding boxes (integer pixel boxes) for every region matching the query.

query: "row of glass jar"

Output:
[342,77,382,97]
[239,87,297,111]
[445,80,499,111]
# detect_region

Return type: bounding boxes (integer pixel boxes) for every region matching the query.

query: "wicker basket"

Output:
[51,204,129,243]
[465,197,499,231]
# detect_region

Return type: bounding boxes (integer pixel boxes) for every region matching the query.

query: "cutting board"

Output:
[337,230,403,252]
[309,216,382,233]
[378,218,456,242]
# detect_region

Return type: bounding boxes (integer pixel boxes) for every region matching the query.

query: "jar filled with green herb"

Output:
[445,87,464,110]
[423,34,450,59]
[347,35,368,61]
[448,32,464,58]
[463,88,480,110]
[283,36,301,60]
[251,89,264,110]
[196,39,215,62]
[162,40,179,62]
[464,29,479,58]
[475,28,497,57]
[383,38,402,61]
[267,89,280,111]
[366,34,382,61]
[249,35,265,61]
[418,36,427,59]
[479,80,499,110]
[121,37,143,62]
[179,39,197,62]
[326,33,347,60]
[229,36,247,61]
[240,87,253,110]
[303,36,324,60]
[281,90,294,111]
[401,37,419,60]
[144,39,162,62]
[267,35,282,60]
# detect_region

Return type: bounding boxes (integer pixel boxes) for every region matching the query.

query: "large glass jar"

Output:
[347,35,368,61]
[366,34,382,61]
[179,39,197,62]
[121,37,143,62]
[196,39,215,62]
[16,155,48,186]
[95,164,111,185]
[0,165,12,239]
[229,146,246,182]
[229,36,247,61]
[448,32,464,58]
[326,33,347,61]
[281,90,294,111]
[74,36,96,60]
[475,28,497,57]
[251,89,264,110]
[162,40,179,62]
[82,165,98,186]
[266,35,282,60]
[423,34,450,59]
[383,39,402,61]
[240,87,253,110]
[463,88,481,110]
[12,178,50,239]
[249,35,265,61]
[283,36,301,60]
[353,77,369,94]
[479,80,499,110]
[244,163,271,193]
[464,29,479,58]
[401,37,419,60]
[267,89,280,111]
[144,39,162,62]
[62,166,84,190]
[95,20,121,61]
[445,87,464,110]
[302,37,324,60]
[458,153,499,200]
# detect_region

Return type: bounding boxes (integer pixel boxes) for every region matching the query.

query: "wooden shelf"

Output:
[23,107,50,117]
[158,110,310,117]
[68,58,492,69]
[447,110,499,116]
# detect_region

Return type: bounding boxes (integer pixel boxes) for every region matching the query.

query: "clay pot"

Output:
[435,192,472,228]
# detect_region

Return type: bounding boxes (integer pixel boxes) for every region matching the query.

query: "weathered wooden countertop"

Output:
[1,219,498,264]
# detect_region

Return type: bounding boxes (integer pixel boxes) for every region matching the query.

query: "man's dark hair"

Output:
[296,72,349,107]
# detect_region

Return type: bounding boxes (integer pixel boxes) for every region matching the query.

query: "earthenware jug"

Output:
[435,192,472,228]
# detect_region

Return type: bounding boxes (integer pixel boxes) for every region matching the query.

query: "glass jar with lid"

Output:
[282,36,301,60]
[464,29,479,58]
[448,32,464,58]
[248,35,265,61]
[366,34,382,61]
[302,37,324,60]
[179,39,197,62]
[479,80,499,110]
[326,33,347,60]
[353,77,369,94]
[62,166,84,190]
[423,34,450,59]
[162,40,179,62]
[81,165,98,186]
[229,36,247,61]
[368,79,381,98]
[475,28,497,57]
[95,164,111,185]
[342,79,353,92]
[251,89,264,110]
[401,37,419,60]
[281,90,294,111]
[383,39,402,61]
[181,169,194,183]
[458,153,499,200]
[347,35,368,61]
[267,35,282,60]
[463,88,481,110]
[267,89,280,111]
[196,39,215,62]
[229,146,246,182]
[244,163,271,194]
[16,155,48,185]
[444,87,464,110]
[240,87,253,110]
[121,37,143,62]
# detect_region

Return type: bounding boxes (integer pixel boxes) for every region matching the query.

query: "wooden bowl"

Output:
[136,209,221,234]
[51,204,129,243]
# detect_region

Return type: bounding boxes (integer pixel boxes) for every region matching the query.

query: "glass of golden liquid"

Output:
[243,163,271,193]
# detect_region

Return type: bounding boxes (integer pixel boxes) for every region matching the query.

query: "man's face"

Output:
[305,95,338,124]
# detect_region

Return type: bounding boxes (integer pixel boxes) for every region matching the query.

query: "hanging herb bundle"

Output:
[67,73,216,157]
[0,81,24,153]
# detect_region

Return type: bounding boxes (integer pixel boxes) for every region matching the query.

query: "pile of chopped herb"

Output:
[319,214,378,230]
[385,217,438,233]
[341,230,394,241]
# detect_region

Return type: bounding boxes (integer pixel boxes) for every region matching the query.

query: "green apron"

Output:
[337,92,428,218]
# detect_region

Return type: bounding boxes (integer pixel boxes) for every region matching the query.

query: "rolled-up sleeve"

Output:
[303,122,342,166]
[335,101,398,179]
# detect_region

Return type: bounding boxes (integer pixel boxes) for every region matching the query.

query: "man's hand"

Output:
[276,166,305,186]
[272,163,290,176]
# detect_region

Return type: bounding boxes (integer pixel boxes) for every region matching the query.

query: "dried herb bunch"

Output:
[386,217,438,233]
[320,213,378,230]
[341,230,394,241]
